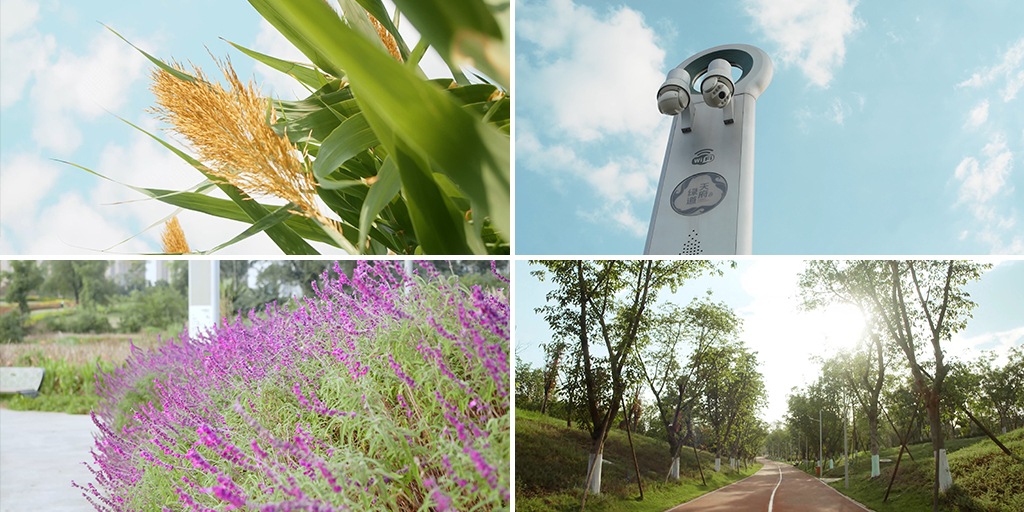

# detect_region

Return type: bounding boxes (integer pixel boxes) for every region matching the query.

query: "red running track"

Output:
[664,458,872,512]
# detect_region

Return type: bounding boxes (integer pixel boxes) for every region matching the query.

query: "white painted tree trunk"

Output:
[586,452,603,494]
[715,457,721,472]
[669,456,680,480]
[829,459,834,469]
[936,449,952,491]
[730,457,735,469]
[871,454,880,477]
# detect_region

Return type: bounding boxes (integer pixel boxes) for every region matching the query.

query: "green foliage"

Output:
[44,310,113,334]
[80,0,510,255]
[2,260,44,314]
[117,283,187,333]
[42,261,116,309]
[0,311,28,343]
[516,356,545,411]
[515,408,761,512]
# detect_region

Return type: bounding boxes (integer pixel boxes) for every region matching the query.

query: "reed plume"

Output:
[160,217,191,254]
[149,57,344,240]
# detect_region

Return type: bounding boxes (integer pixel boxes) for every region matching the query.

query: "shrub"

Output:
[0,311,27,343]
[117,284,187,333]
[44,310,113,334]
[80,261,510,511]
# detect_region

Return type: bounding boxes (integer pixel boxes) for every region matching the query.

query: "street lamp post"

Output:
[647,44,773,255]
[808,411,822,477]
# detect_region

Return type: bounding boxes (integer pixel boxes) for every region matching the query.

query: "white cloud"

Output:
[516,0,670,235]
[828,98,850,125]
[965,99,990,129]
[954,133,1022,254]
[0,152,60,224]
[0,0,56,108]
[28,29,148,153]
[957,38,1024,102]
[954,134,1013,206]
[950,325,1024,366]
[745,0,863,88]
[517,0,666,140]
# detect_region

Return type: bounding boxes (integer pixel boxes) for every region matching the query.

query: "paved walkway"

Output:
[0,408,98,512]
[665,458,872,512]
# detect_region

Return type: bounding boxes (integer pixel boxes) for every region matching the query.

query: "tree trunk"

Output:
[925,392,951,512]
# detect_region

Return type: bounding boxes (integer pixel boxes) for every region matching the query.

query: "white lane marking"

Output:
[767,462,783,512]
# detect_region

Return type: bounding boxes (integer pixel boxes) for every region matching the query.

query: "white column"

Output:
[188,260,219,338]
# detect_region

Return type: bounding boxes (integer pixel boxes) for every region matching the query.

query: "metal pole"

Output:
[844,399,849,489]
[819,409,823,475]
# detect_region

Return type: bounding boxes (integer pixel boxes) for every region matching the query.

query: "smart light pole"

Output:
[188,260,220,338]
[646,44,772,255]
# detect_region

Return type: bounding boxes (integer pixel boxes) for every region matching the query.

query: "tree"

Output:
[701,343,765,471]
[2,261,44,314]
[531,260,719,497]
[861,260,988,511]
[801,260,891,477]
[639,297,741,480]
[43,261,115,309]
[539,339,566,415]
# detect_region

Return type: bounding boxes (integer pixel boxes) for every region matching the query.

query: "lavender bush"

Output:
[78,261,509,511]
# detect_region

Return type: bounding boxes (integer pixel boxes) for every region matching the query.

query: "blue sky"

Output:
[515,0,1024,255]
[0,0,453,255]
[514,259,1024,424]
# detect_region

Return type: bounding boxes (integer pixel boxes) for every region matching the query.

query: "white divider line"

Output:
[809,472,875,511]
[767,462,783,512]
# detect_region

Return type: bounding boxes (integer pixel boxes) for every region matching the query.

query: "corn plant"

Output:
[77,260,510,511]
[71,0,509,255]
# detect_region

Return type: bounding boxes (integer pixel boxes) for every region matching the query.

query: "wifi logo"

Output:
[692,149,715,165]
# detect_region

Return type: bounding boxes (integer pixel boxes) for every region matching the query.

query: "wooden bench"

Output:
[0,367,45,398]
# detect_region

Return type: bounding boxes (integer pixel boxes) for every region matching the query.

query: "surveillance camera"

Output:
[657,68,691,116]
[701,58,734,108]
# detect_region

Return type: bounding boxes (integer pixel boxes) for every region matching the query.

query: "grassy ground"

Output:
[516,408,762,512]
[791,428,1023,511]
[0,334,163,414]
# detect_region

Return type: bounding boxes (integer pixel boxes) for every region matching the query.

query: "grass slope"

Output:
[810,428,1024,511]
[516,408,761,512]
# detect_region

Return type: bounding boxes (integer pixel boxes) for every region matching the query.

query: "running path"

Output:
[664,458,872,512]
[0,408,98,511]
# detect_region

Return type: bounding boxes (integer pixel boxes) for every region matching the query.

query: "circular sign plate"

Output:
[670,172,728,216]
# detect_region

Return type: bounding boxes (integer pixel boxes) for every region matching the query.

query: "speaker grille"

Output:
[679,229,703,255]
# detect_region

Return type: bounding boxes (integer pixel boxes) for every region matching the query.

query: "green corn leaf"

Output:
[105,25,198,83]
[199,203,301,254]
[248,0,348,80]
[222,38,325,89]
[136,188,343,248]
[359,156,400,249]
[313,112,378,179]
[391,0,509,89]
[335,0,390,56]
[392,139,474,254]
[254,0,509,249]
